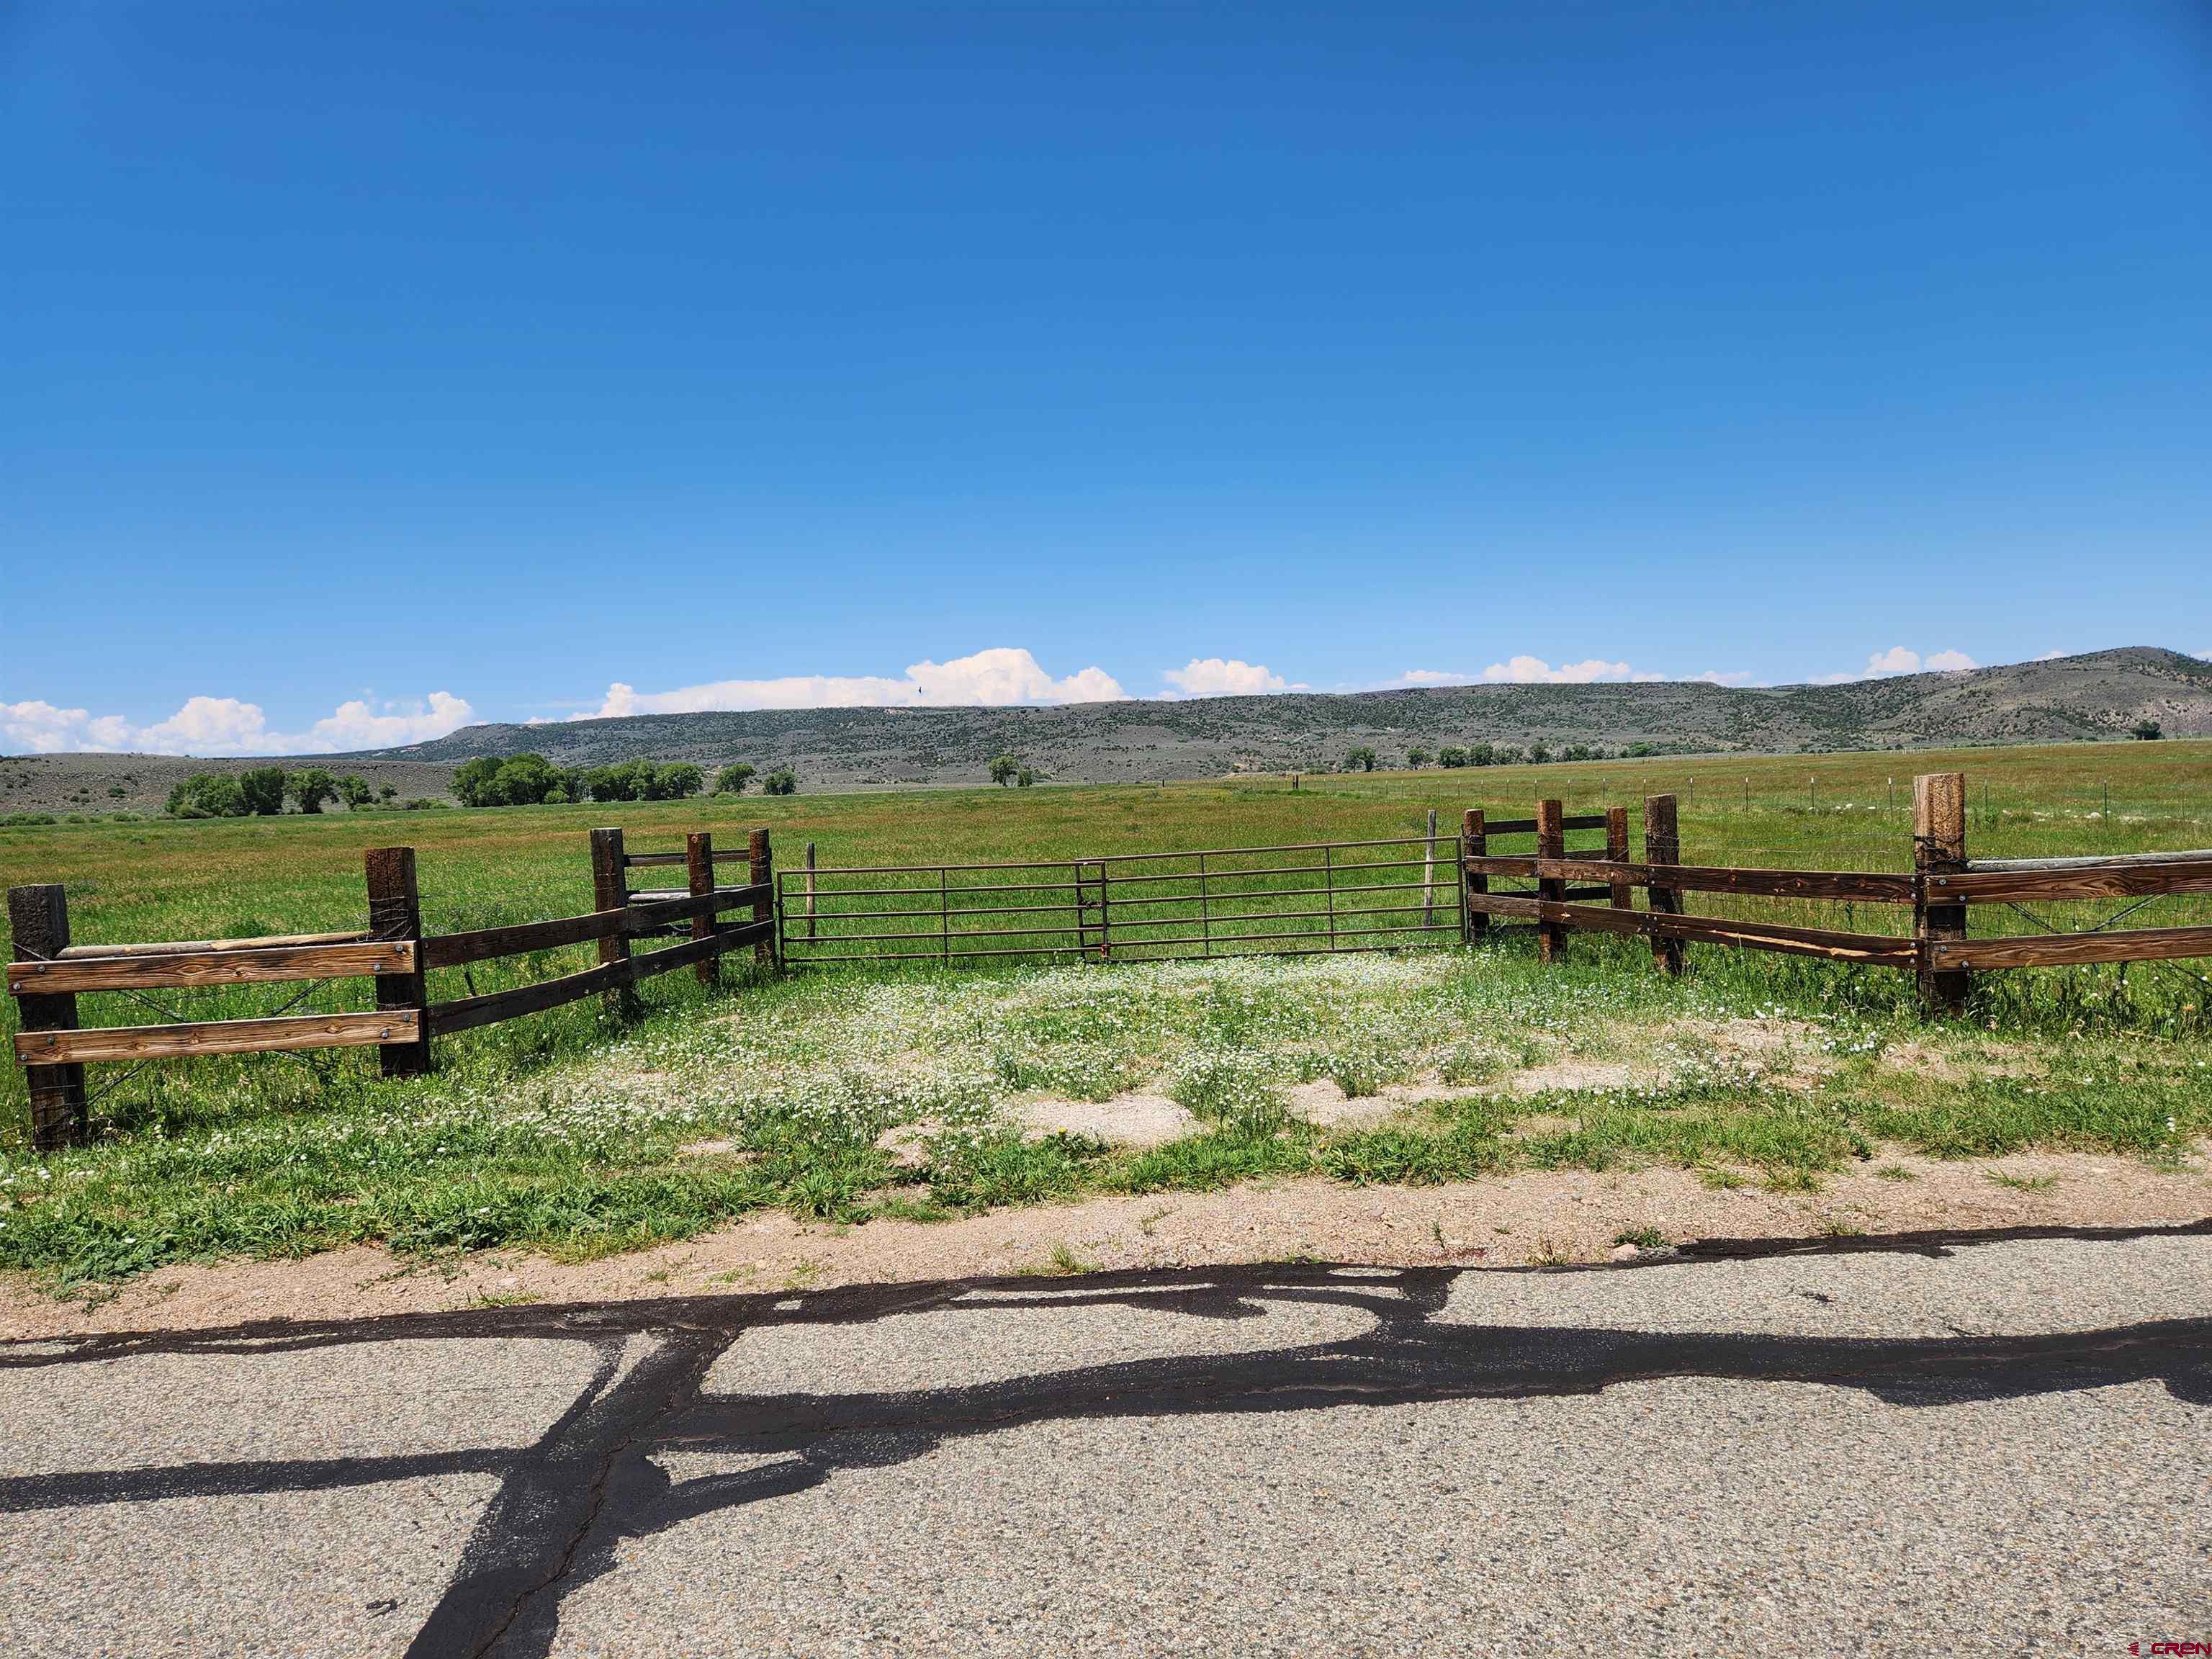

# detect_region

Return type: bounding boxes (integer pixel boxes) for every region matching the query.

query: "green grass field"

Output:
[2,739,2208,1287]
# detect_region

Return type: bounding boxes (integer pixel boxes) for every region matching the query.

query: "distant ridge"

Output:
[369,647,2211,785]
[8,649,2208,814]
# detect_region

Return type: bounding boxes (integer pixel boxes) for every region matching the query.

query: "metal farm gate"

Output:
[775,830,1470,969]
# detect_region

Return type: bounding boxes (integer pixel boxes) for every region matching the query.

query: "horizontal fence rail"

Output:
[7,826,773,1150]
[1462,780,2212,1012]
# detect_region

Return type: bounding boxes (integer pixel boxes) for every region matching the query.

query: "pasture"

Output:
[2,739,2208,1287]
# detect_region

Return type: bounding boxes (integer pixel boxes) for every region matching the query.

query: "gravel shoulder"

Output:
[3,1141,2204,1341]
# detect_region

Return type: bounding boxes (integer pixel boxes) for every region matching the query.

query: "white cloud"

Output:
[2033,649,2067,662]
[1159,658,1303,698]
[1478,656,1664,685]
[1853,647,1979,680]
[0,692,475,756]
[1690,670,1762,687]
[582,647,1125,719]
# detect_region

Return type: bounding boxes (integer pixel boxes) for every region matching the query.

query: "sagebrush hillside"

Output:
[5,648,2207,811]
[375,647,2212,783]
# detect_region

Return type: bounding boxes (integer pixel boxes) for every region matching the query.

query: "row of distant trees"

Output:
[449,755,796,807]
[166,767,395,818]
[1342,740,1657,773]
[162,756,799,818]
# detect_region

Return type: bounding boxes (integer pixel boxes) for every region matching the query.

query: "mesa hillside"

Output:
[5,648,2208,814]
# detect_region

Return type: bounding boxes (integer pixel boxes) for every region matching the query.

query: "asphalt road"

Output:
[3,1224,2208,1658]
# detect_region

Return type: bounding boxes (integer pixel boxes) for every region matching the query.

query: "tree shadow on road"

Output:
[3,1221,2208,1658]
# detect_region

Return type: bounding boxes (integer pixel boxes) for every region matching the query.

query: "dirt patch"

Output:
[873,1121,942,1169]
[1286,1079,1404,1130]
[1015,1094,1195,1147]
[6,1143,2202,1341]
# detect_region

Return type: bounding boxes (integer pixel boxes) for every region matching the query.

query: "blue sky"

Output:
[4,2,2208,754]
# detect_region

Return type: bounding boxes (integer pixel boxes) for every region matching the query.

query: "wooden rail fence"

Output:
[1464,773,2212,1017]
[7,827,772,1151]
[11,771,2209,1152]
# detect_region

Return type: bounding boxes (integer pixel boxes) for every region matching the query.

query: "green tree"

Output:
[1346,746,1377,772]
[989,755,1021,786]
[336,774,374,809]
[377,782,398,803]
[715,763,757,795]
[165,773,248,818]
[238,765,288,816]
[451,756,505,806]
[763,768,798,796]
[1405,747,1431,769]
[1437,745,1469,769]
[652,762,704,800]
[585,763,637,803]
[1017,766,1035,787]
[285,768,338,814]
[2131,719,2163,741]
[491,754,564,805]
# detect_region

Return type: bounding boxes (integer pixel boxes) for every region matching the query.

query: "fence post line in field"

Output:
[1606,806,1632,915]
[1463,809,1486,941]
[8,884,88,1149]
[749,830,774,968]
[686,832,718,986]
[1422,809,1438,930]
[361,848,433,1079]
[1913,773,1970,1016]
[590,827,639,1017]
[1534,799,1566,964]
[1644,793,1684,976]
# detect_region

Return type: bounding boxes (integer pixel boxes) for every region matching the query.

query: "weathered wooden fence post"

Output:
[749,828,774,968]
[1535,798,1565,965]
[364,848,432,1078]
[686,831,718,985]
[8,884,88,1149]
[1462,809,1486,941]
[1914,772,1969,1016]
[1644,793,1684,976]
[804,842,817,943]
[590,827,639,1016]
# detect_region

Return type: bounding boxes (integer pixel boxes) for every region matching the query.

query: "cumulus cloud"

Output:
[1,692,475,756]
[1360,662,1738,692]
[1159,658,1303,698]
[1860,647,1979,679]
[581,647,1125,719]
[1478,656,1664,685]
[1807,646,1981,685]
